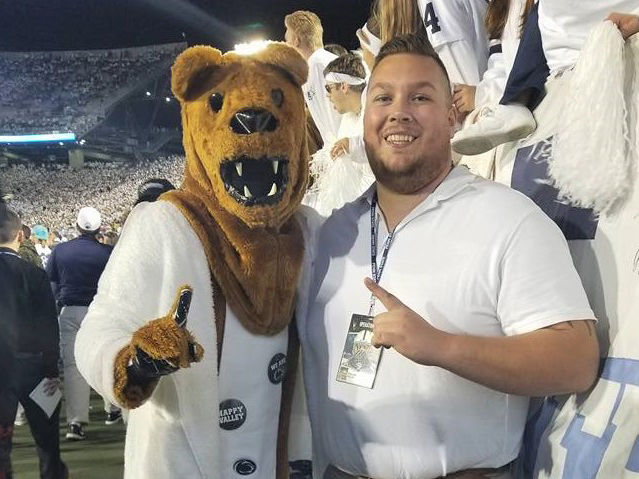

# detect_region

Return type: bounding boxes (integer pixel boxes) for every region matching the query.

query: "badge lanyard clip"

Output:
[369,192,395,316]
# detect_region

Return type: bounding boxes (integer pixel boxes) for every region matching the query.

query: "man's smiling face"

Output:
[364,53,456,194]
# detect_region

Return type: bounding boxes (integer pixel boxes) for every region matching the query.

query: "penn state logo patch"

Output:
[234,459,257,475]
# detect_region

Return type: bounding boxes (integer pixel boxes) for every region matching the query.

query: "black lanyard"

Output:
[369,192,396,314]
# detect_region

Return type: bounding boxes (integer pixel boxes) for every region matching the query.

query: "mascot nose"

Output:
[230,108,278,135]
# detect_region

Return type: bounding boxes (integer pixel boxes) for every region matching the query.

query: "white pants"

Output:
[59,306,118,424]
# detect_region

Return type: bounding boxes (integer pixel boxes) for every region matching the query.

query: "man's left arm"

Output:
[369,207,599,397]
[367,279,598,396]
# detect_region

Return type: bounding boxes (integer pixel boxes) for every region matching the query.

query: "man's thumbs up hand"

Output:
[364,278,450,366]
[127,286,204,383]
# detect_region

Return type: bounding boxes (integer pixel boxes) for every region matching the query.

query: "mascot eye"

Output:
[271,88,284,108]
[209,92,224,112]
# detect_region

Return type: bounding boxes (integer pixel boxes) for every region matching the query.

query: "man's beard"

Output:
[365,143,448,195]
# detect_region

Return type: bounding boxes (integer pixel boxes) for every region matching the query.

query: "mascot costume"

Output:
[76,42,313,478]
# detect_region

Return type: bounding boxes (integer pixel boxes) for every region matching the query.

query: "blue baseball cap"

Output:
[32,224,49,240]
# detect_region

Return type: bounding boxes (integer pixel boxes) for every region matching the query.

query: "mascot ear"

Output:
[171,46,227,103]
[253,42,308,87]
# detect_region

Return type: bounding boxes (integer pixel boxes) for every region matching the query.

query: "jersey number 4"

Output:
[423,2,441,34]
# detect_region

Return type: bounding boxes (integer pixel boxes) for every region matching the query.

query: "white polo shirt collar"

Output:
[361,165,479,232]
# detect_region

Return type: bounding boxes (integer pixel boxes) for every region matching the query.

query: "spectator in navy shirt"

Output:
[46,207,121,441]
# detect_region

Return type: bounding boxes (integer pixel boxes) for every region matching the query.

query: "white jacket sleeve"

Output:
[474,42,508,108]
[75,201,212,408]
[348,135,368,164]
[437,40,485,86]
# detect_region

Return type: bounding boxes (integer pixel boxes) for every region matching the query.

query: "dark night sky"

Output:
[0,0,372,52]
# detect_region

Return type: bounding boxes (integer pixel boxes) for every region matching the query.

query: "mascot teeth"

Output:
[220,156,289,206]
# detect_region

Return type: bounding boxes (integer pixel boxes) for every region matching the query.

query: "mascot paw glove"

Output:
[129,286,204,380]
[114,286,204,408]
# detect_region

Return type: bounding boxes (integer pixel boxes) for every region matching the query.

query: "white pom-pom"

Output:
[548,21,632,215]
[308,146,374,217]
[625,33,639,194]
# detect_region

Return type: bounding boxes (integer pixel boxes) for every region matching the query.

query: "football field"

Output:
[12,392,125,478]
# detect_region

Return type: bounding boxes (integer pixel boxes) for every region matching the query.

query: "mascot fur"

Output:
[75,42,312,478]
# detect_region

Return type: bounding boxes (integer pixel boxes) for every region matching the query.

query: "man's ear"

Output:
[448,103,457,137]
[253,42,308,87]
[171,46,227,103]
[288,30,301,49]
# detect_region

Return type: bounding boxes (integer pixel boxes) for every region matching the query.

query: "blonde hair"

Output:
[372,0,424,43]
[285,11,324,51]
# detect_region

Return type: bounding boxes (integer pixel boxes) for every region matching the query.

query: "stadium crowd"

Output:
[0,43,184,136]
[1,155,184,237]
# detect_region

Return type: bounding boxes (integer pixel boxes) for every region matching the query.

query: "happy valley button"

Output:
[219,399,247,430]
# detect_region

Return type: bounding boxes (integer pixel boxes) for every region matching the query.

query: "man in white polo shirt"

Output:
[298,33,599,479]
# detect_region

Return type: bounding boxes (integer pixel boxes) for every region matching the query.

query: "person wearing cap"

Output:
[32,224,52,268]
[45,207,121,441]
[0,203,68,479]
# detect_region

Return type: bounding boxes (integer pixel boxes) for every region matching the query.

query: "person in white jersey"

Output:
[416,0,490,86]
[298,33,599,479]
[285,10,341,146]
[539,1,639,75]
[452,0,531,118]
[452,2,639,156]
[371,0,490,87]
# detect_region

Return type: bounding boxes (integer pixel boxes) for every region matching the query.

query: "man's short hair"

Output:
[0,206,21,244]
[324,43,349,56]
[285,10,323,50]
[372,33,451,98]
[22,224,31,238]
[324,53,367,93]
